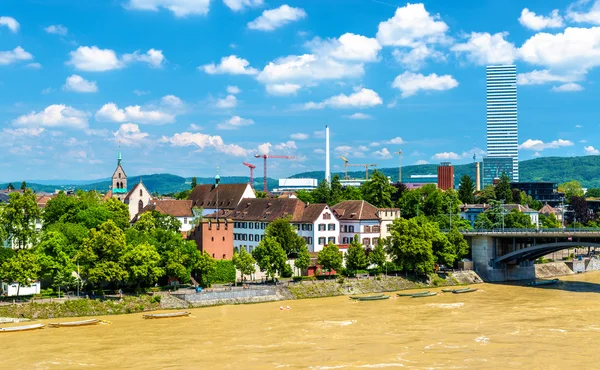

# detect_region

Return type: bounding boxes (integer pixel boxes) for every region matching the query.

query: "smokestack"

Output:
[475,161,481,192]
[325,125,331,185]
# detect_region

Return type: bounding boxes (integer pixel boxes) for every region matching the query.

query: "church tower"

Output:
[111,152,128,201]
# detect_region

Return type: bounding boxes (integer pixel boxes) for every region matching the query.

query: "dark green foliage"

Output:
[457,175,475,204]
[1,189,41,248]
[386,217,435,274]
[361,171,396,208]
[294,244,311,274]
[190,177,197,189]
[265,218,305,256]
[369,239,387,271]
[344,236,368,272]
[252,236,287,279]
[540,213,561,228]
[20,181,26,190]
[504,210,534,228]
[317,242,343,273]
[495,173,513,203]
[586,188,600,198]
[206,260,236,284]
[559,180,584,203]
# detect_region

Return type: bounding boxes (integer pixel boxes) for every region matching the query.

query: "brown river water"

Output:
[3,272,600,369]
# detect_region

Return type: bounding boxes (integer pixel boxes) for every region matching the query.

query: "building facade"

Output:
[135,199,196,232]
[511,182,564,207]
[483,157,514,187]
[189,183,255,216]
[111,152,128,201]
[377,208,401,240]
[486,65,518,183]
[332,200,381,249]
[293,204,340,253]
[437,162,454,190]
[189,219,234,260]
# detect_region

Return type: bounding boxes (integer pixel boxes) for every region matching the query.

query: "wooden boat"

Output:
[411,292,438,298]
[356,295,390,301]
[142,311,191,319]
[48,319,100,328]
[527,279,559,287]
[0,324,44,332]
[349,294,385,300]
[442,287,469,293]
[397,291,430,297]
[452,288,478,294]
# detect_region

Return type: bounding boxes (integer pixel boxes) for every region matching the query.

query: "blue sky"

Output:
[1,0,600,182]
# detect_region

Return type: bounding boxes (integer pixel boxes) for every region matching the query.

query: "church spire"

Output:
[215,167,221,187]
[118,151,122,166]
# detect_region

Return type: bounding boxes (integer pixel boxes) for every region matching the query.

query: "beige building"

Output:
[377,208,401,240]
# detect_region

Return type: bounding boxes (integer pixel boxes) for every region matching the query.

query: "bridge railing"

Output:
[443,228,600,235]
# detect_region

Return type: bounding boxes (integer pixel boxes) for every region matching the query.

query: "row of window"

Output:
[340,237,379,246]
[341,225,380,233]
[234,222,268,229]
[317,237,336,245]
[234,234,266,242]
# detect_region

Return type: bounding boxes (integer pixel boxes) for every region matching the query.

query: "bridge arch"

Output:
[492,242,600,265]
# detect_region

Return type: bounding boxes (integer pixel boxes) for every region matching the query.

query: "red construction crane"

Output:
[254,154,297,193]
[242,162,256,189]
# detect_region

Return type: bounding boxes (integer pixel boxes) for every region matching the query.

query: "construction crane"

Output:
[341,156,378,180]
[242,162,256,189]
[254,154,297,193]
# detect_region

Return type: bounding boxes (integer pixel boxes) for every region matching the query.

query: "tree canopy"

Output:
[317,242,343,274]
[344,236,368,272]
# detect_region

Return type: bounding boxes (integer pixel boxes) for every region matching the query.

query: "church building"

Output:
[107,152,152,221]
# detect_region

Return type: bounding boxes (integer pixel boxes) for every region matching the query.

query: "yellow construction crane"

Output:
[341,156,377,180]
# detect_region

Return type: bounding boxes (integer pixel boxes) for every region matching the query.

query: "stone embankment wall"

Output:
[170,286,293,308]
[535,262,575,278]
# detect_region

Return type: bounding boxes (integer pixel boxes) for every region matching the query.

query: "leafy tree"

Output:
[174,190,191,200]
[0,247,15,265]
[431,230,454,267]
[255,191,268,198]
[494,173,513,203]
[540,213,561,229]
[252,236,288,279]
[294,244,311,276]
[361,171,396,208]
[571,196,590,224]
[35,231,76,291]
[317,242,343,274]
[341,186,362,201]
[1,189,41,248]
[386,217,435,274]
[233,248,256,281]
[153,229,201,284]
[369,238,387,271]
[477,185,497,203]
[586,188,600,198]
[295,190,314,204]
[446,227,470,264]
[104,197,130,230]
[474,200,503,229]
[559,180,584,203]
[1,250,41,296]
[504,209,534,228]
[312,179,331,204]
[43,192,75,227]
[511,188,522,205]
[196,252,217,287]
[457,175,475,204]
[344,236,368,272]
[20,181,27,190]
[190,177,197,189]
[122,242,164,287]
[6,183,14,191]
[264,218,305,256]
[391,182,408,205]
[474,212,494,229]
[397,189,424,219]
[330,174,344,205]
[151,211,182,233]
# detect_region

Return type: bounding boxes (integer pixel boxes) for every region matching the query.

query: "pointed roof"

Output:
[189,183,252,210]
[124,181,150,203]
[539,203,558,215]
[226,197,305,222]
[133,199,194,221]
[332,200,379,220]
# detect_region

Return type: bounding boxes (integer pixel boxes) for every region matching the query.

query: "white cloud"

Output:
[162,131,249,156]
[216,115,254,130]
[432,152,461,160]
[113,123,149,146]
[376,3,449,47]
[585,146,600,155]
[200,55,257,75]
[44,24,68,35]
[122,49,165,68]
[386,137,405,144]
[216,95,238,108]
[552,82,584,92]
[519,8,564,30]
[313,148,325,154]
[581,140,588,143]
[274,140,296,151]
[0,46,33,65]
[3,127,45,137]
[373,148,392,159]
[226,85,241,94]
[306,33,381,62]
[133,89,150,96]
[95,103,175,124]
[345,112,373,120]
[266,83,302,96]
[188,123,202,131]
[223,0,262,11]
[161,94,184,108]
[369,142,380,147]
[392,71,458,98]
[41,87,54,94]
[290,133,309,140]
[13,104,88,129]
[125,0,211,17]
[567,0,600,24]
[248,5,306,31]
[257,142,271,155]
[26,62,42,69]
[519,139,574,151]
[313,130,325,139]
[0,17,19,32]
[517,69,581,85]
[304,88,382,109]
[334,145,368,157]
[415,159,429,165]
[451,32,518,65]
[63,75,98,93]
[392,45,445,71]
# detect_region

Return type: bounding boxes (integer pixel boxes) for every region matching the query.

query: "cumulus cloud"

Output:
[345,112,373,120]
[567,0,600,24]
[517,69,581,85]
[373,148,392,159]
[274,140,297,151]
[113,123,149,146]
[266,83,302,96]
[415,159,429,165]
[248,5,306,31]
[290,133,309,140]
[216,95,238,108]
[95,103,175,124]
[161,132,249,156]
[334,145,368,157]
[125,0,211,17]
[376,3,449,47]
[200,55,257,75]
[519,139,574,151]
[451,32,518,65]
[519,8,564,30]
[304,88,382,109]
[216,116,254,130]
[392,71,458,98]
[306,33,381,62]
[188,123,202,131]
[257,142,271,155]
[0,17,19,32]
[44,24,68,35]
[432,152,461,160]
[585,145,600,155]
[552,83,584,92]
[226,85,241,94]
[63,75,98,93]
[13,104,89,129]
[223,0,262,11]
[0,46,33,65]
[122,49,165,68]
[67,46,164,71]
[392,45,445,71]
[161,95,184,109]
[385,137,405,144]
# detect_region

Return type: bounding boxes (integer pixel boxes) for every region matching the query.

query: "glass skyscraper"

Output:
[486,65,518,184]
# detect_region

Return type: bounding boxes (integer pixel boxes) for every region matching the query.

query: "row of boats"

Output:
[349,287,478,301]
[0,311,192,333]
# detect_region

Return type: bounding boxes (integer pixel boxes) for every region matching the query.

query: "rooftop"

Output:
[332,200,379,221]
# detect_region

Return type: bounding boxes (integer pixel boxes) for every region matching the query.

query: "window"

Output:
[222,236,225,241]
[372,237,378,245]
[223,254,226,259]
[318,224,326,231]
[118,173,121,179]
[363,238,370,246]
[212,253,215,258]
[255,222,260,229]
[139,189,143,196]
[349,226,354,233]
[211,237,214,242]
[364,226,371,233]
[307,237,313,245]
[373,225,380,233]
[387,225,391,231]
[343,225,348,233]
[328,237,336,244]
[249,223,254,229]
[318,237,326,245]
[184,218,188,224]
[323,212,331,220]
[328,224,336,231]
[138,200,143,212]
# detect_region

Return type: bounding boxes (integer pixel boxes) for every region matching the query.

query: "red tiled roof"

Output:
[189,183,252,210]
[332,200,379,220]
[296,204,329,223]
[228,198,305,222]
[145,199,194,217]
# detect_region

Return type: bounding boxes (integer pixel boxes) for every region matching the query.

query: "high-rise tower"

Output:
[486,65,518,183]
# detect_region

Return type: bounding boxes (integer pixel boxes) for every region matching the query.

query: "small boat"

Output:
[442,287,470,293]
[48,319,100,328]
[452,288,478,294]
[527,279,559,287]
[397,291,430,297]
[142,311,191,319]
[349,294,385,300]
[411,292,438,298]
[0,324,44,332]
[356,295,390,301]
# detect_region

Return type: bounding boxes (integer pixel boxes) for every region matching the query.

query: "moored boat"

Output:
[442,287,470,293]
[452,288,478,294]
[397,291,430,297]
[143,311,191,319]
[411,292,437,298]
[0,324,45,332]
[48,319,100,327]
[356,295,390,301]
[349,294,385,300]
[527,279,559,287]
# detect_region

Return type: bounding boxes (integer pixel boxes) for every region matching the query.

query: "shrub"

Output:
[281,264,293,278]
[206,260,236,284]
[302,276,316,281]
[337,276,345,284]
[150,295,161,304]
[293,276,303,282]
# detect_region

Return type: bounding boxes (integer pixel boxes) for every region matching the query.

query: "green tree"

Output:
[398,189,424,219]
[586,188,600,198]
[330,174,344,205]
[196,252,217,287]
[559,180,584,203]
[190,177,197,189]
[361,171,396,208]
[42,191,76,227]
[294,244,311,276]
[295,190,314,204]
[174,190,191,200]
[105,197,130,230]
[317,242,343,274]
[477,185,497,203]
[312,179,331,204]
[474,200,503,229]
[233,248,256,281]
[264,218,305,256]
[0,247,15,265]
[1,189,41,248]
[20,181,27,190]
[341,186,362,201]
[504,210,534,228]
[35,231,76,291]
[153,229,201,284]
[369,238,387,272]
[457,175,475,204]
[6,183,14,191]
[252,236,288,279]
[540,213,561,228]
[1,250,41,296]
[122,242,164,287]
[255,191,268,198]
[344,236,368,272]
[494,173,513,203]
[445,227,470,266]
[386,217,435,274]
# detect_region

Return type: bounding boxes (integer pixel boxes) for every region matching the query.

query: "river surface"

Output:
[3,272,600,369]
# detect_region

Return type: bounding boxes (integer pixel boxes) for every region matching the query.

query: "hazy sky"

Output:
[1,0,599,181]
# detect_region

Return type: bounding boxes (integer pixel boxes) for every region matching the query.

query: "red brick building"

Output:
[437,162,454,190]
[188,218,234,260]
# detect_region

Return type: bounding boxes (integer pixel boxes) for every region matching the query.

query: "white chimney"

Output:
[325,125,331,185]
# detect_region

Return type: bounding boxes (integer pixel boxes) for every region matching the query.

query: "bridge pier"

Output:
[470,235,535,282]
